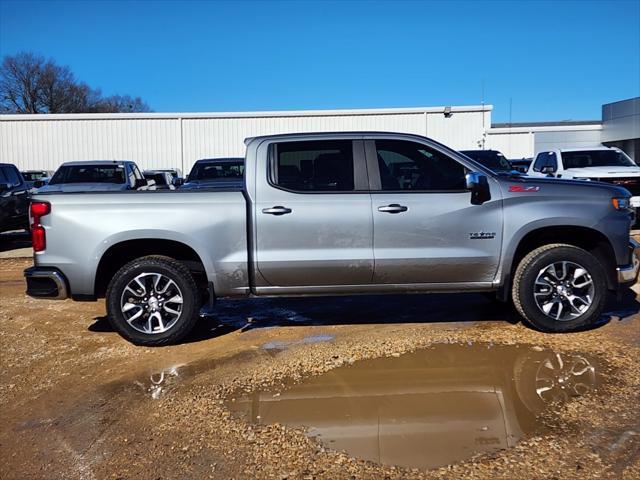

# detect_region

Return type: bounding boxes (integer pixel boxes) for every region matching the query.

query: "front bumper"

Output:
[24,267,69,300]
[617,239,640,286]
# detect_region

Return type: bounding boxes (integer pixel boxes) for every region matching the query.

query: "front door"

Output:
[255,139,373,288]
[366,139,503,285]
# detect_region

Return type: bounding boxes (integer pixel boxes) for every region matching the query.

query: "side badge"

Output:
[469,232,496,240]
[509,185,541,193]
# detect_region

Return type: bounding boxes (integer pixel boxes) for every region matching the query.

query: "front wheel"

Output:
[512,244,607,332]
[106,255,201,346]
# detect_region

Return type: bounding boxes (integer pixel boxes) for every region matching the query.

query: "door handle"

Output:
[378,204,408,214]
[262,206,292,216]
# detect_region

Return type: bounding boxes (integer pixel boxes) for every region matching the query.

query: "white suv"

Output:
[527,146,640,206]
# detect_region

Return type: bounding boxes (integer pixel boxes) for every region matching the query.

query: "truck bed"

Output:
[32,189,249,298]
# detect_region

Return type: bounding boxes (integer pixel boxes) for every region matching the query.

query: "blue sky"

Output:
[1,0,639,122]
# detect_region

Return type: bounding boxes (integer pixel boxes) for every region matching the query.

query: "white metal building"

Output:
[0,105,492,174]
[2,98,637,173]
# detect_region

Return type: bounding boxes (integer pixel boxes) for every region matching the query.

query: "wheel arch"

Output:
[94,236,212,299]
[499,225,617,299]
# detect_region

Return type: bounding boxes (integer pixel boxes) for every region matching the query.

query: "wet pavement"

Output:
[1,258,638,479]
[227,343,601,470]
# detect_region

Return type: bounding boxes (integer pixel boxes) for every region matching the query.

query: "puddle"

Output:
[262,334,335,350]
[227,343,602,470]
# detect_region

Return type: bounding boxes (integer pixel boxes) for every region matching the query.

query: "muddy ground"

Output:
[1,256,639,479]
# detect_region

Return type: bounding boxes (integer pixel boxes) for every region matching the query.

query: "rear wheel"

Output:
[512,244,607,332]
[106,255,201,346]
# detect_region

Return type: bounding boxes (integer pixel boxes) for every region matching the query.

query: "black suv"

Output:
[0,163,30,233]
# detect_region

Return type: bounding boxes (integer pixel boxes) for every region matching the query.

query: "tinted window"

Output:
[189,161,244,181]
[22,171,47,181]
[376,140,466,191]
[1,166,21,187]
[460,150,512,172]
[49,165,126,185]
[562,150,635,169]
[272,140,355,192]
[533,152,557,172]
[147,173,168,185]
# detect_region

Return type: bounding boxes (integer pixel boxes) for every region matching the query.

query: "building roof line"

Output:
[0,105,493,122]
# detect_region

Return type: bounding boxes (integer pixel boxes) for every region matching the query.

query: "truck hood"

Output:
[564,166,640,179]
[37,183,128,193]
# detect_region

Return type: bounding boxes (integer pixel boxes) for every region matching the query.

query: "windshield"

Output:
[22,171,47,181]
[189,161,244,181]
[562,150,636,169]
[461,151,512,172]
[49,165,126,185]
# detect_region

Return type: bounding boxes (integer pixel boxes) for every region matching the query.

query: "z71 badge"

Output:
[469,231,496,240]
[509,185,541,192]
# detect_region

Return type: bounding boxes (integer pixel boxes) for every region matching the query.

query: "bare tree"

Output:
[0,52,151,113]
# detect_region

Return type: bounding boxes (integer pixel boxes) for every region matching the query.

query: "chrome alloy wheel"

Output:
[533,261,594,321]
[534,353,597,402]
[120,272,184,334]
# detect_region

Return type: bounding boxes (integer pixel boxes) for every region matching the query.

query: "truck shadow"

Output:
[0,230,31,252]
[89,290,639,344]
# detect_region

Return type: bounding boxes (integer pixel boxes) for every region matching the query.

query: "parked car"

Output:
[182,158,244,189]
[509,158,533,174]
[24,132,638,346]
[527,146,640,211]
[37,161,147,193]
[143,170,177,190]
[0,163,30,233]
[21,170,54,189]
[460,149,516,174]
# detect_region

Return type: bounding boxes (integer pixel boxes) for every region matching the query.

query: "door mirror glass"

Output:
[0,182,9,192]
[465,172,491,205]
[33,180,45,188]
[173,177,184,187]
[541,165,556,175]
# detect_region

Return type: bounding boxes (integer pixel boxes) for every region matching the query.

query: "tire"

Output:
[106,255,201,346]
[512,244,607,332]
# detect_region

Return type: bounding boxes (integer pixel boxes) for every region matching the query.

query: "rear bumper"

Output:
[617,239,640,286]
[23,267,69,300]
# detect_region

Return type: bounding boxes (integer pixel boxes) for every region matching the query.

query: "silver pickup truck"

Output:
[24,132,639,345]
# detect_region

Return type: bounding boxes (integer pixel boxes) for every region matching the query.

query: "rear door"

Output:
[254,138,374,288]
[366,138,503,285]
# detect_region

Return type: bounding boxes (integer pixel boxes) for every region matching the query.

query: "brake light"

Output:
[30,201,51,252]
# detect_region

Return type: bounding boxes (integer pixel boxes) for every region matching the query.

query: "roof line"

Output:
[0,104,492,121]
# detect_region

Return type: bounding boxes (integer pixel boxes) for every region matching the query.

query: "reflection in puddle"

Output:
[262,333,335,350]
[227,344,601,470]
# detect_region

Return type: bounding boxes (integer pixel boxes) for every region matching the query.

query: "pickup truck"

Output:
[24,132,639,346]
[0,163,30,233]
[37,160,148,193]
[527,147,640,197]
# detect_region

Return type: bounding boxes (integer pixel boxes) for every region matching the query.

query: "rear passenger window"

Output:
[272,140,355,192]
[375,140,466,191]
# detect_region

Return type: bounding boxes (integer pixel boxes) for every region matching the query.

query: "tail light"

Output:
[30,201,51,252]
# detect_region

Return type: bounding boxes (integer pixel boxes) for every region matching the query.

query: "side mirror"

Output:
[541,165,556,176]
[0,182,9,192]
[465,172,491,205]
[33,180,45,188]
[173,177,184,187]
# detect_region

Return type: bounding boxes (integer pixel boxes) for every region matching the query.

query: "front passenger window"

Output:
[375,140,466,191]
